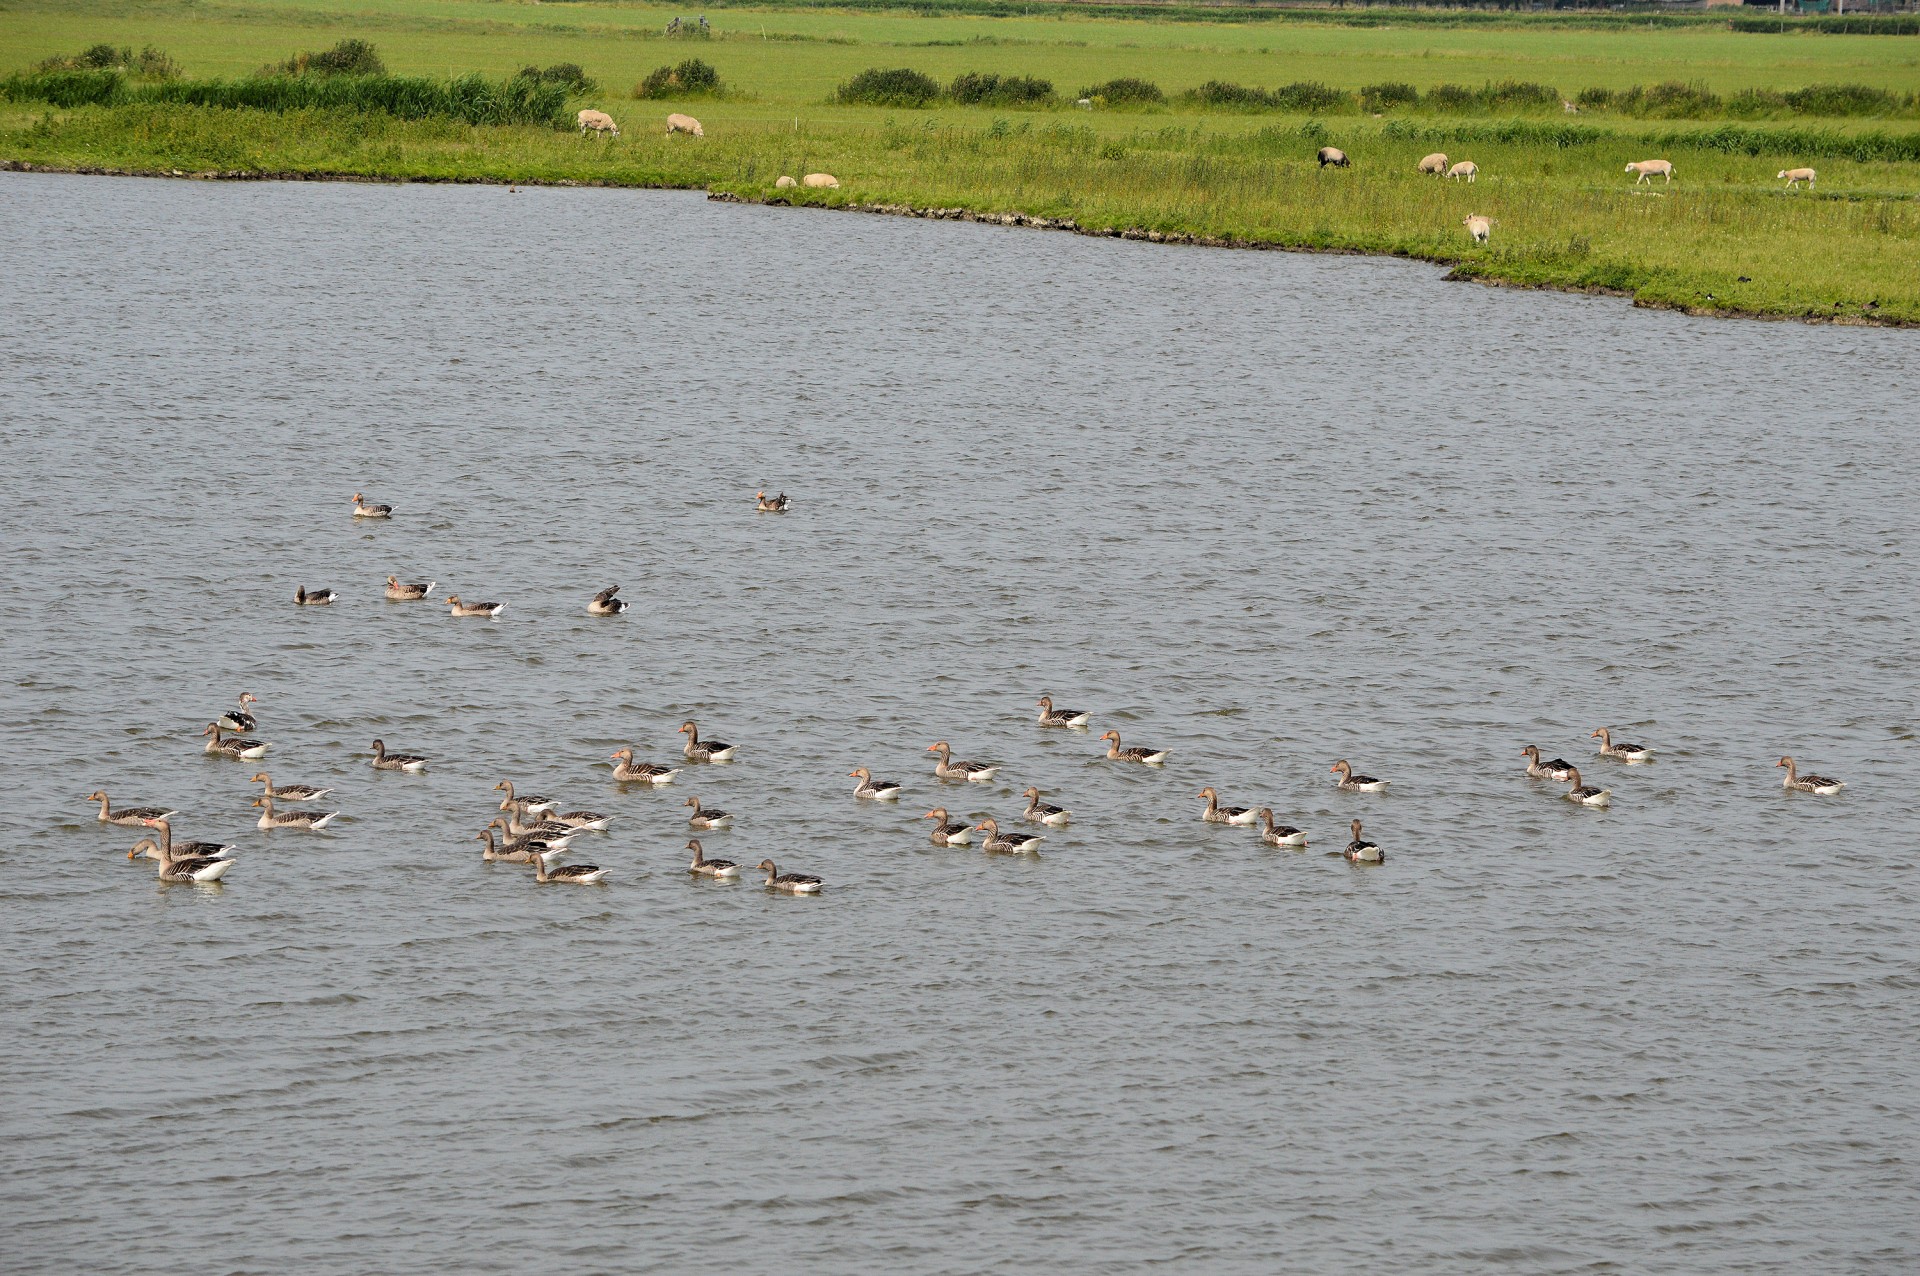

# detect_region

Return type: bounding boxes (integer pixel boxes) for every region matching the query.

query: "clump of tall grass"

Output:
[36,44,181,80]
[835,68,941,107]
[1,68,570,127]
[949,72,1054,107]
[520,63,596,95]
[1186,80,1347,112]
[2,69,125,108]
[1359,82,1418,113]
[266,39,385,78]
[1080,77,1164,107]
[636,59,721,99]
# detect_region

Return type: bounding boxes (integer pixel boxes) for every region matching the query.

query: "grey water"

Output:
[1,171,1916,1274]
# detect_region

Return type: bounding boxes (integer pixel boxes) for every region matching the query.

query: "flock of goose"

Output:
[89,490,1852,890]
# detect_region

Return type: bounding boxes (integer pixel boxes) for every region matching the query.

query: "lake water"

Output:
[2,171,1916,1274]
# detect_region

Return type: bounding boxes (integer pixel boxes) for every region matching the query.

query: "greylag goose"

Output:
[1562,767,1612,807]
[487,817,574,854]
[1778,755,1845,794]
[1198,786,1257,825]
[923,808,972,846]
[755,490,791,513]
[757,859,821,893]
[679,721,737,763]
[849,768,902,801]
[1099,730,1169,765]
[1330,760,1387,792]
[369,739,428,772]
[503,810,578,841]
[1035,695,1091,729]
[976,817,1043,853]
[1343,819,1384,863]
[218,692,259,733]
[445,595,505,618]
[494,781,557,816]
[610,749,678,784]
[85,791,177,828]
[533,854,608,885]
[252,794,338,831]
[587,585,628,616]
[1021,787,1070,826]
[143,819,237,863]
[1257,808,1308,847]
[545,806,612,832]
[385,575,435,600]
[1591,728,1652,762]
[928,741,999,782]
[130,837,234,882]
[252,773,333,801]
[684,796,733,830]
[294,586,336,606]
[203,723,268,759]
[352,492,392,518]
[686,838,739,877]
[475,829,563,865]
[1521,746,1575,781]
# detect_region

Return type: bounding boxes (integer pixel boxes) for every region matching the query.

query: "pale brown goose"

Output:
[369,739,428,772]
[1562,767,1612,807]
[545,805,612,832]
[928,741,999,782]
[385,575,435,600]
[755,490,791,513]
[849,768,902,801]
[1591,728,1653,762]
[251,773,334,801]
[1021,787,1070,826]
[923,808,972,846]
[1778,755,1845,794]
[502,810,578,842]
[486,817,574,855]
[203,723,269,760]
[976,817,1043,853]
[1257,808,1308,848]
[143,819,237,863]
[1330,760,1388,792]
[130,837,234,882]
[686,838,739,877]
[587,585,628,616]
[757,859,821,893]
[1521,746,1575,781]
[610,749,679,784]
[85,791,178,828]
[445,595,505,618]
[679,721,737,763]
[1099,730,1169,765]
[475,829,564,865]
[533,854,608,885]
[1035,695,1091,729]
[1198,786,1257,825]
[294,586,336,606]
[252,794,338,831]
[218,692,260,733]
[684,796,733,830]
[352,492,392,519]
[494,781,557,817]
[1342,819,1384,864]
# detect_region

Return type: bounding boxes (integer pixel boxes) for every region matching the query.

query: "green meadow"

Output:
[4,0,1918,324]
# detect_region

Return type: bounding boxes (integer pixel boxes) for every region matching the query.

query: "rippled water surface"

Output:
[3,172,1917,1274]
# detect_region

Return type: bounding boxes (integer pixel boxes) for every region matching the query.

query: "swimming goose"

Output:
[369,739,428,772]
[545,806,612,832]
[1521,745,1576,781]
[145,819,238,863]
[203,723,269,759]
[976,817,1043,854]
[532,854,608,885]
[610,749,678,784]
[352,492,392,519]
[494,780,557,817]
[130,837,234,882]
[588,585,628,616]
[928,741,999,782]
[251,794,338,831]
[849,768,902,801]
[684,796,734,830]
[923,808,973,846]
[487,817,574,853]
[679,721,737,763]
[294,586,336,606]
[445,595,505,618]
[218,692,260,733]
[1035,695,1091,729]
[85,791,178,828]
[1099,730,1169,765]
[1257,808,1308,848]
[503,810,578,841]
[755,490,791,513]
[757,859,821,893]
[1778,755,1845,794]
[1330,760,1388,792]
[1591,728,1653,762]
[1343,819,1384,864]
[1021,787,1071,826]
[385,575,435,600]
[475,829,564,865]
[686,838,740,878]
[1198,786,1257,825]
[251,773,334,801]
[1562,767,1612,807]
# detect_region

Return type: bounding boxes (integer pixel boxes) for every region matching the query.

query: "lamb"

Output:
[576,110,618,137]
[775,175,797,188]
[1462,215,1493,244]
[1446,160,1478,183]
[666,113,705,138]
[1417,152,1449,175]
[1626,159,1674,186]
[802,173,840,188]
[1317,146,1350,168]
[1778,167,1816,189]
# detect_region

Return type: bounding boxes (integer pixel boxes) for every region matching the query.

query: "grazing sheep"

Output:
[666,113,705,138]
[1626,159,1674,186]
[1778,167,1816,189]
[1463,214,1493,244]
[775,175,797,188]
[1562,99,1580,113]
[802,173,840,188]
[1417,152,1449,175]
[1317,146,1350,168]
[1446,160,1478,183]
[576,109,618,138]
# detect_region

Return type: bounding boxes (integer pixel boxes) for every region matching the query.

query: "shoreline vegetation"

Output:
[4,3,1918,327]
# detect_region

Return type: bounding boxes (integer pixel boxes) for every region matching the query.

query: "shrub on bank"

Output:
[1081,77,1164,106]
[269,39,386,78]
[835,67,940,107]
[1359,82,1418,113]
[520,63,597,94]
[636,58,721,99]
[950,72,1054,107]
[36,44,181,80]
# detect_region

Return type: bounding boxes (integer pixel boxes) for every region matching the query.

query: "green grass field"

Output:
[4,0,1919,324]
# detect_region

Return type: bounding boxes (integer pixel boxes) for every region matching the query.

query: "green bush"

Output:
[520,63,596,94]
[1359,81,1418,112]
[35,44,181,80]
[835,67,940,107]
[1081,77,1163,106]
[270,39,385,78]
[1270,81,1347,112]
[1482,80,1559,111]
[1784,83,1901,116]
[949,71,1054,106]
[636,58,721,99]
[1189,81,1273,109]
[1424,84,1477,112]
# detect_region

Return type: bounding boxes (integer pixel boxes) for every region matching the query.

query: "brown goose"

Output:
[849,768,902,801]
[533,854,608,885]
[679,721,737,763]
[976,817,1043,853]
[757,859,821,893]
[252,794,338,831]
[1035,695,1091,729]
[1591,728,1653,762]
[1021,787,1070,826]
[252,772,334,801]
[369,739,428,772]
[130,837,234,882]
[294,586,336,606]
[85,791,178,828]
[217,692,260,733]
[494,781,557,816]
[755,490,791,513]
[203,723,269,759]
[475,828,563,865]
[684,796,733,830]
[1257,809,1308,848]
[1521,746,1575,781]
[143,819,237,863]
[1099,730,1168,765]
[1198,787,1257,825]
[610,749,679,784]
[352,492,392,518]
[385,575,435,600]
[928,741,998,782]
[1778,755,1845,794]
[1330,760,1387,792]
[587,585,628,616]
[686,838,739,877]
[923,808,972,846]
[1562,767,1612,807]
[1342,819,1384,863]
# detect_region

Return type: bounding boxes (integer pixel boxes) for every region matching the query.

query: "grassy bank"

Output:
[3,0,1919,326]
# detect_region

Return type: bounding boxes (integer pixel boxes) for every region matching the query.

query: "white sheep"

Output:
[1446,160,1478,183]
[1462,215,1493,244]
[775,175,797,189]
[1626,159,1674,186]
[576,110,618,137]
[666,113,705,138]
[1317,146,1350,169]
[802,173,840,189]
[1778,167,1816,189]
[1417,152,1449,176]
